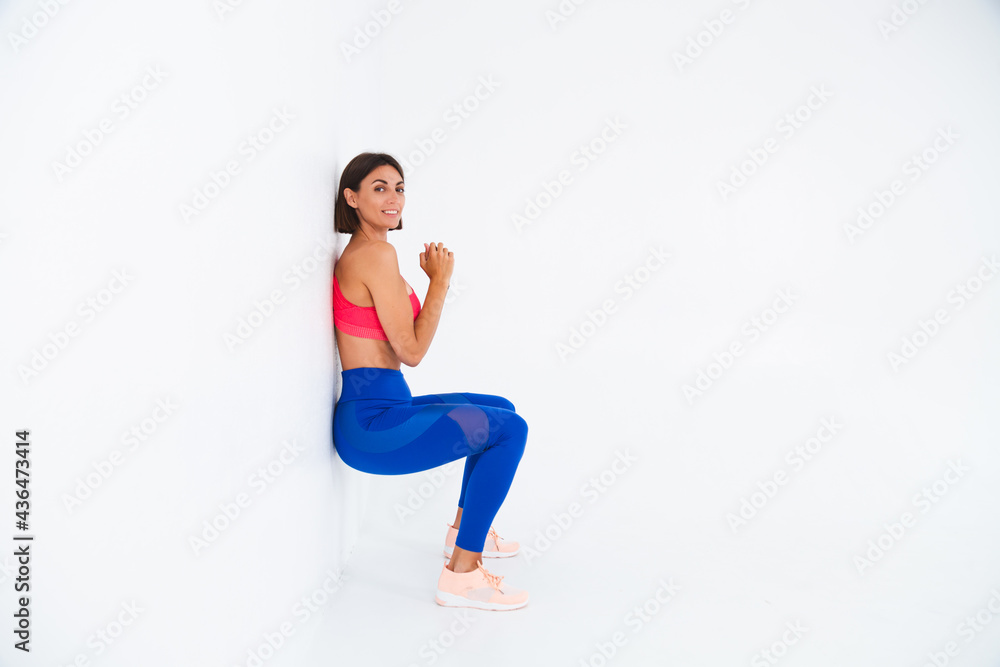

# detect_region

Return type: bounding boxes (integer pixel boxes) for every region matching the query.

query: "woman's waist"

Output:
[338,367,412,402]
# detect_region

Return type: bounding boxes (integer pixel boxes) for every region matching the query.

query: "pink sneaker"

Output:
[443,523,520,558]
[435,560,529,611]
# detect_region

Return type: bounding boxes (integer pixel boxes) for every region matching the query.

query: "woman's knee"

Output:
[501,412,528,457]
[465,393,515,412]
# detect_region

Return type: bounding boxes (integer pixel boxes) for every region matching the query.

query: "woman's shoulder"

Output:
[344,239,396,260]
[348,240,398,270]
[338,240,399,281]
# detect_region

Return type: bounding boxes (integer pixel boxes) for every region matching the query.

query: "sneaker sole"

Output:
[443,546,519,559]
[435,591,528,611]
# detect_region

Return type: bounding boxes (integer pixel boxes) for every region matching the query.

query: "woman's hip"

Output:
[338,367,412,403]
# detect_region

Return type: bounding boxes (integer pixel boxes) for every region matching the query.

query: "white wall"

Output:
[1,0,375,664]
[3,1,1000,665]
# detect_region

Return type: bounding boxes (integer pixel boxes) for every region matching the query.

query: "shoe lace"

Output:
[476,561,504,591]
[487,526,503,547]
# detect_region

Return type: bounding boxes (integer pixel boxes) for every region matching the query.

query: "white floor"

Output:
[305,363,1000,667]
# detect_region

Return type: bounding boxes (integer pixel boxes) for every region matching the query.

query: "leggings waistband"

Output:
[338,367,412,402]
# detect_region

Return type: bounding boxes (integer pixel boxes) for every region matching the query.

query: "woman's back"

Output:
[334,240,414,371]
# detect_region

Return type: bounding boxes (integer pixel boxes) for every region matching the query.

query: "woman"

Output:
[331,152,530,611]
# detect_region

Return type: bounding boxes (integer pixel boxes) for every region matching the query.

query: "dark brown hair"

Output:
[334,152,405,234]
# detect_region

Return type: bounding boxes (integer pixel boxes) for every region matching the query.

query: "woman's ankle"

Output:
[448,552,482,573]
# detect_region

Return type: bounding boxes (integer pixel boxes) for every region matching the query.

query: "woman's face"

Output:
[347,164,404,230]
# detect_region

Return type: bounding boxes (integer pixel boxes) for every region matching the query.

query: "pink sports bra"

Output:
[332,273,421,341]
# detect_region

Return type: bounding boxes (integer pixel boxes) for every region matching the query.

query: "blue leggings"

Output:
[332,367,528,553]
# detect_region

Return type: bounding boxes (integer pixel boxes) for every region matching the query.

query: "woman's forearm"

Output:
[409,278,450,365]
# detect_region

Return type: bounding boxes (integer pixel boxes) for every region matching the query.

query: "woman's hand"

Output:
[419,242,455,286]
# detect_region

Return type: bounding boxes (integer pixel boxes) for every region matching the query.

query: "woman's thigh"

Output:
[333,398,521,475]
[410,391,515,412]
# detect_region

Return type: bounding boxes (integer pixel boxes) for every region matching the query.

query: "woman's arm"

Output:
[363,241,449,367]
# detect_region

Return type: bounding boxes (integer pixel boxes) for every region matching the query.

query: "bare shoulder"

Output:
[356,239,398,261]
[350,240,399,283]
